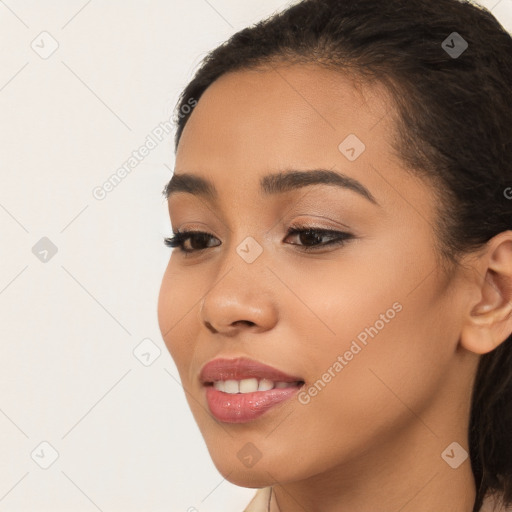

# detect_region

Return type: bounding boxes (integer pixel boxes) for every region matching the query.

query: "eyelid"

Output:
[282,213,353,232]
[173,222,223,238]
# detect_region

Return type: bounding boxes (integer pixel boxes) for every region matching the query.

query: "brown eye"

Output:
[285,226,354,251]
[164,231,220,253]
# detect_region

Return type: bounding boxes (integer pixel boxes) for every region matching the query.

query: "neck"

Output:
[270,419,476,512]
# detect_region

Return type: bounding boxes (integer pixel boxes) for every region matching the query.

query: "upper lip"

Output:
[199,357,304,384]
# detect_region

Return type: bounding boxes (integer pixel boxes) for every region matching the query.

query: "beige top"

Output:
[242,486,512,512]
[243,487,272,512]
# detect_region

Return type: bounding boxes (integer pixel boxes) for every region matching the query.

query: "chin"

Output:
[201,440,277,486]
[213,462,276,488]
[207,442,307,488]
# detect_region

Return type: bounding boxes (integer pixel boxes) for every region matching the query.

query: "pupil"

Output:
[191,234,206,249]
[301,230,320,245]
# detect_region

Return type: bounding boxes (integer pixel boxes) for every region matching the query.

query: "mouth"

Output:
[200,357,305,423]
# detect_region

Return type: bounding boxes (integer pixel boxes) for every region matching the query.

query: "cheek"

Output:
[157,262,197,369]
[296,243,452,413]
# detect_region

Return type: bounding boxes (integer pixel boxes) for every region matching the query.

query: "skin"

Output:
[157,62,512,512]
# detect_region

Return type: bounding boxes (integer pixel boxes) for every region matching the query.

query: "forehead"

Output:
[175,63,393,173]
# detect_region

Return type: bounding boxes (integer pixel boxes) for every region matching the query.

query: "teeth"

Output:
[224,380,240,394]
[213,381,225,392]
[239,378,258,393]
[258,379,274,391]
[212,379,299,394]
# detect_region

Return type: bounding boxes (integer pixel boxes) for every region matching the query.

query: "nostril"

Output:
[204,321,218,333]
[233,320,255,327]
[204,320,255,333]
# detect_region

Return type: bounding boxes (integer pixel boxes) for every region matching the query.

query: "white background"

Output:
[0,1,510,511]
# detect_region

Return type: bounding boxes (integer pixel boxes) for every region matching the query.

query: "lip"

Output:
[200,357,305,424]
[200,356,303,383]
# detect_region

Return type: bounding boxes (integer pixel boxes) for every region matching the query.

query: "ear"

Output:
[460,231,512,355]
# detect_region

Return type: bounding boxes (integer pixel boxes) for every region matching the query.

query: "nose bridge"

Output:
[199,232,276,334]
[216,211,270,276]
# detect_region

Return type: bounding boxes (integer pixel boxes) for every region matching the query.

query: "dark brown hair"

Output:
[170,1,512,509]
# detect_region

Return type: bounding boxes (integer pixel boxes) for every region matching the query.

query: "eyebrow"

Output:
[163,169,378,205]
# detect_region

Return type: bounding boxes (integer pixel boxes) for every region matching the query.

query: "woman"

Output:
[158,0,512,510]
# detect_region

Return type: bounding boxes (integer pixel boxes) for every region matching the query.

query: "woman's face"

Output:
[158,63,477,488]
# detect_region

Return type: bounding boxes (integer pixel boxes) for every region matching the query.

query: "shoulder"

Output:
[242,487,272,512]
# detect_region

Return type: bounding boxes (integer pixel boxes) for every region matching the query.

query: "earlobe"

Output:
[459,232,512,355]
[460,319,502,355]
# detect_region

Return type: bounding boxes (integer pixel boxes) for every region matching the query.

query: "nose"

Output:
[199,264,279,337]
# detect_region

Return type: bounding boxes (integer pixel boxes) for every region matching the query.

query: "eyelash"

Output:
[163,223,354,254]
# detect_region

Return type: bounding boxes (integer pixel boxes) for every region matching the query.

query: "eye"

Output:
[284,223,354,251]
[163,231,220,254]
[163,224,354,254]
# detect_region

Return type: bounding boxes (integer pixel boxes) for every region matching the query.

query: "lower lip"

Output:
[205,385,301,423]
